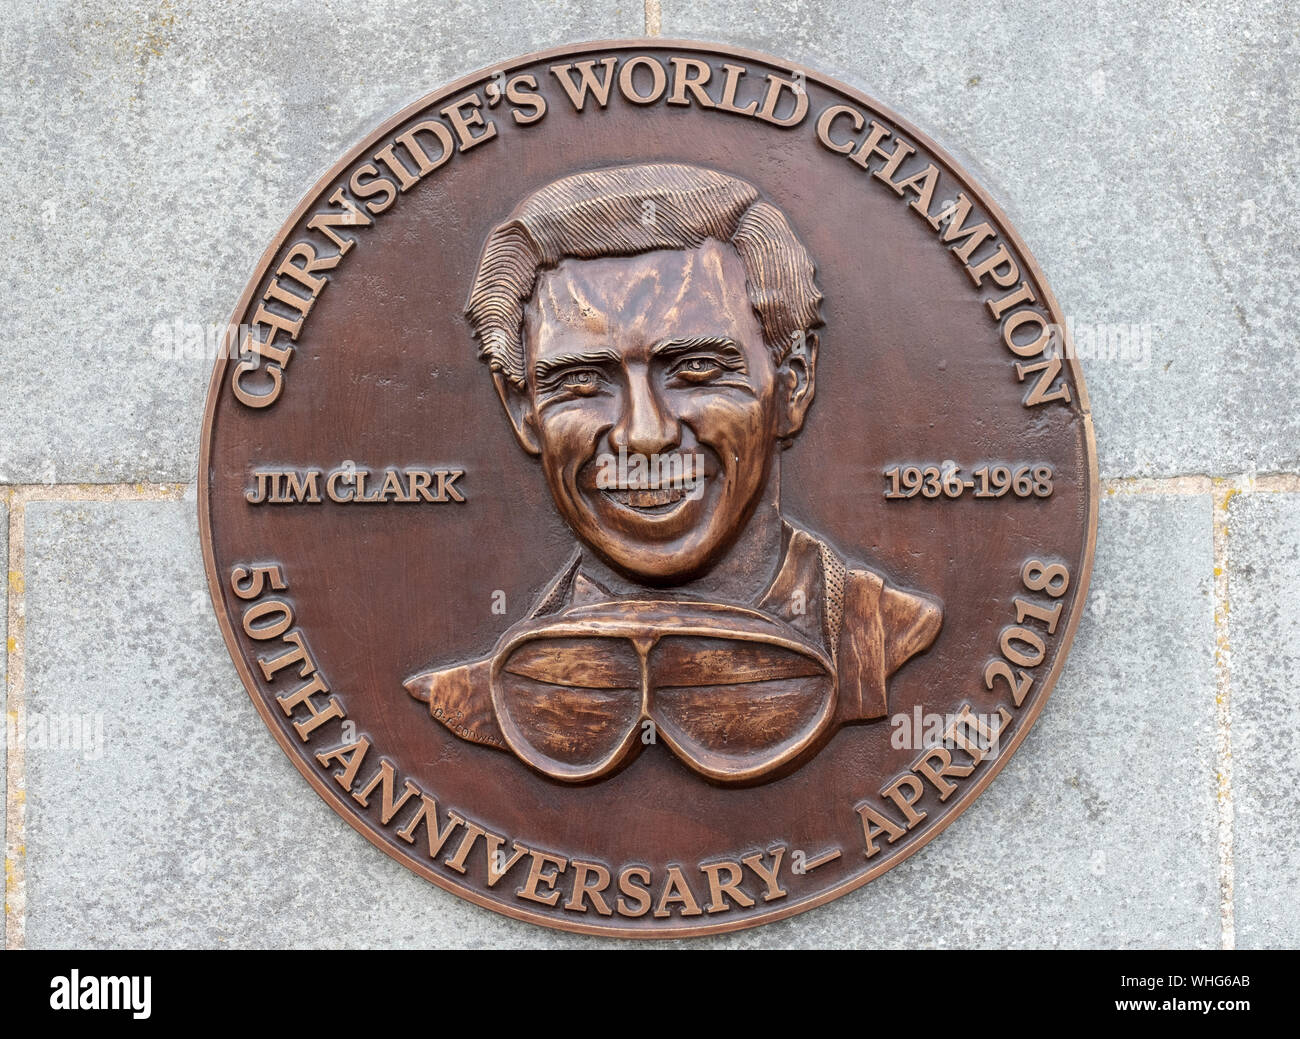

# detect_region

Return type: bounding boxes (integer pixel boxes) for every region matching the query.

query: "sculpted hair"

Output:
[465,163,824,387]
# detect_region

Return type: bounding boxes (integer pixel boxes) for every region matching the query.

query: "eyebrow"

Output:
[650,336,743,360]
[532,348,622,381]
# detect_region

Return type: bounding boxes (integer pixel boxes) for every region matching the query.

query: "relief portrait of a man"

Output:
[405,162,942,785]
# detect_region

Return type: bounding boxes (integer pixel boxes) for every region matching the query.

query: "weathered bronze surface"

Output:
[200,40,1098,937]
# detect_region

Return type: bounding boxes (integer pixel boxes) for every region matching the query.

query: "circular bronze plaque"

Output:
[201,39,1097,937]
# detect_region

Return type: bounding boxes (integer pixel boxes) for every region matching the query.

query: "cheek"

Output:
[681,394,773,462]
[536,401,611,477]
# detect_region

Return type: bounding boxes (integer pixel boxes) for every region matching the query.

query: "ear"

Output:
[777,330,818,439]
[492,371,541,456]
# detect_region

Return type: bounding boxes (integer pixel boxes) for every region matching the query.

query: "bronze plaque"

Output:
[200,40,1097,937]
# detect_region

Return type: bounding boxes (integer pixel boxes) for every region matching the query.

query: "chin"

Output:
[593,533,723,586]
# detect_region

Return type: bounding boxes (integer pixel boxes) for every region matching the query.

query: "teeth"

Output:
[608,486,687,508]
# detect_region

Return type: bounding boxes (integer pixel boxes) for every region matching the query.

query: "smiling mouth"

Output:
[602,485,690,513]
[600,478,705,515]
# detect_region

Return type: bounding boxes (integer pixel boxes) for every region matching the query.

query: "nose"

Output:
[610,369,680,456]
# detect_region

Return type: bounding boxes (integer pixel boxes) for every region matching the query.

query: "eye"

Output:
[671,356,724,382]
[558,369,602,394]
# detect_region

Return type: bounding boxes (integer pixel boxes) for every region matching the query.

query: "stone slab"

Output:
[660,1,1300,479]
[20,493,1218,947]
[0,0,642,484]
[1227,490,1300,948]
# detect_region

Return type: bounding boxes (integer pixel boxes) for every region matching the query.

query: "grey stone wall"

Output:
[2,0,1296,948]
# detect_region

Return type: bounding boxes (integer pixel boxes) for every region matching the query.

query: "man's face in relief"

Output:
[497,239,813,583]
